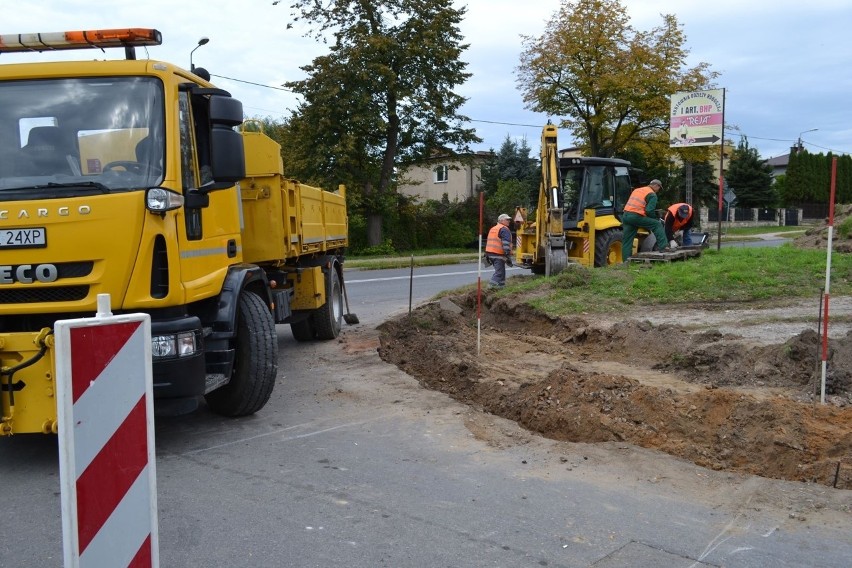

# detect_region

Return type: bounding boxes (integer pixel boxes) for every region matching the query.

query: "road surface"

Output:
[3,258,849,568]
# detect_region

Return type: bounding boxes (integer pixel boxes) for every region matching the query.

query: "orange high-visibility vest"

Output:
[624,186,654,216]
[485,223,509,255]
[666,203,693,232]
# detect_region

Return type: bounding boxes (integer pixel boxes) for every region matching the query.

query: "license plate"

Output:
[0,227,47,249]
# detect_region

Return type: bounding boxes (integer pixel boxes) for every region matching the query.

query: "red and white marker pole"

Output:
[55,294,158,567]
[820,157,838,405]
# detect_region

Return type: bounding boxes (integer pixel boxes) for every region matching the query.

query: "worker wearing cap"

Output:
[485,213,513,287]
[664,203,695,248]
[621,179,670,261]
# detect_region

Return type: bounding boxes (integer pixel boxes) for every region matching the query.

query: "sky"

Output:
[3,0,851,161]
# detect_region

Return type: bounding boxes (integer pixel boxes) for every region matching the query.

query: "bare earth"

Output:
[378,216,852,494]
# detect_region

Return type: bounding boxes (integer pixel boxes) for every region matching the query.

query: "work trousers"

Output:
[621,212,668,260]
[488,255,507,287]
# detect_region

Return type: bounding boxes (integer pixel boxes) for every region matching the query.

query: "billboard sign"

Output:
[670,89,725,147]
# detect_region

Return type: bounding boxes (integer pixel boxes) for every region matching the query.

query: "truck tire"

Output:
[290,317,315,342]
[205,290,278,417]
[313,267,343,340]
[594,228,623,267]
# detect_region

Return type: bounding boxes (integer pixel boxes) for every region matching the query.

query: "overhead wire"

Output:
[212,72,850,155]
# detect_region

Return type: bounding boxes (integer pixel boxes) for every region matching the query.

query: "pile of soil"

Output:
[378,292,852,489]
[794,203,852,252]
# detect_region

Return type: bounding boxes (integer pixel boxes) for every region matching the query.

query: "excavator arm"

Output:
[534,124,567,275]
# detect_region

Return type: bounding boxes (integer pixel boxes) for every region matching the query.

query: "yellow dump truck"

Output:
[0,28,352,434]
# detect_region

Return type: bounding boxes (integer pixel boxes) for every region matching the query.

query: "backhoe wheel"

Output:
[313,267,343,340]
[594,228,624,267]
[205,290,278,417]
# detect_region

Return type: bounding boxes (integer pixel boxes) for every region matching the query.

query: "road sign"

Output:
[55,296,158,568]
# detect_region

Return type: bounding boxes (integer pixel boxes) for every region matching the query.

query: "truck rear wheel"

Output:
[313,267,342,340]
[205,290,278,417]
[594,229,623,267]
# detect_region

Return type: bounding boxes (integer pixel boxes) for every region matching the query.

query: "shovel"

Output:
[341,277,359,325]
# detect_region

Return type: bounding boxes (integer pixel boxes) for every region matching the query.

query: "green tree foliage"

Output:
[782,151,852,205]
[725,137,775,207]
[517,0,717,158]
[670,159,718,207]
[282,0,481,247]
[479,135,538,211]
[488,179,532,220]
[349,193,478,254]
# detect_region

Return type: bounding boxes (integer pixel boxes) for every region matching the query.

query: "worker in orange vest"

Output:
[621,179,670,260]
[664,203,695,248]
[485,213,513,287]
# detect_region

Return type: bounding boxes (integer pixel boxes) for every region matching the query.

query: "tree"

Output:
[516,0,717,158]
[479,135,538,206]
[283,0,481,246]
[670,159,718,207]
[489,179,532,219]
[781,151,852,206]
[726,137,775,208]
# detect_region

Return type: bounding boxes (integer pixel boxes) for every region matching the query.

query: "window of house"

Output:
[434,165,448,183]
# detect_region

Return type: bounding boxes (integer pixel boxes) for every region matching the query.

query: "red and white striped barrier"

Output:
[55,295,158,568]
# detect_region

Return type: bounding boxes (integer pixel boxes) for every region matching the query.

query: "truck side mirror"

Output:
[208,95,245,184]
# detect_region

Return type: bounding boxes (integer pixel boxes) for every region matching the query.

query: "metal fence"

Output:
[757,208,777,221]
[793,203,830,220]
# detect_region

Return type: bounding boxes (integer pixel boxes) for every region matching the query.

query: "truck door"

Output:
[176,89,242,293]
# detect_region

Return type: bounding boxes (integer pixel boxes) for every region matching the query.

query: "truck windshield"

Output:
[0,77,165,194]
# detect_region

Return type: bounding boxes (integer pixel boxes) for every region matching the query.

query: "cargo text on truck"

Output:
[0,28,355,435]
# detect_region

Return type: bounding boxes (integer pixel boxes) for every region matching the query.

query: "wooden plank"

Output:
[629,248,701,264]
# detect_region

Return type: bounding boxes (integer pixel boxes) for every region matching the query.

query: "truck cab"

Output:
[0,28,349,435]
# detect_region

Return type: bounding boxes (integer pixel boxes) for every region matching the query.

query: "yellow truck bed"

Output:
[239,131,347,265]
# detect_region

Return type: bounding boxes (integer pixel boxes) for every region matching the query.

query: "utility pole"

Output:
[797,128,818,154]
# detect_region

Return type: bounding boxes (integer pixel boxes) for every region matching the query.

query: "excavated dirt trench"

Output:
[378,291,852,489]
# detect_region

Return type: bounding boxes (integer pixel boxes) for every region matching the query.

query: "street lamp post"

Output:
[190,37,209,72]
[797,128,818,153]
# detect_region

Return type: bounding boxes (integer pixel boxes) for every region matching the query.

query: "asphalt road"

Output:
[3,256,850,568]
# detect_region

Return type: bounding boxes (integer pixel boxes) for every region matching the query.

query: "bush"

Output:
[351,239,396,257]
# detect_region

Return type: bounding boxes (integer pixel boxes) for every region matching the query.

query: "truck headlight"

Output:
[151,331,198,359]
[146,187,184,213]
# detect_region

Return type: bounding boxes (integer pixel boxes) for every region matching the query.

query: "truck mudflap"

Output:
[0,329,58,435]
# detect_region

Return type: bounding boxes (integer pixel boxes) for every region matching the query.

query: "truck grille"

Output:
[0,285,89,303]
[0,262,93,304]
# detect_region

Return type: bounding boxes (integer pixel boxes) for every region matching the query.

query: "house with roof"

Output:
[397,150,493,202]
[764,153,790,180]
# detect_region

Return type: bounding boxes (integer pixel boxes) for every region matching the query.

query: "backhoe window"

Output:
[613,166,632,213]
[0,77,164,193]
[582,166,611,209]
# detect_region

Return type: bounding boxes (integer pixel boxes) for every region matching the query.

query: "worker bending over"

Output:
[664,203,694,248]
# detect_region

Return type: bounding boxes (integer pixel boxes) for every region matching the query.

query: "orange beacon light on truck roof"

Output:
[0,28,162,54]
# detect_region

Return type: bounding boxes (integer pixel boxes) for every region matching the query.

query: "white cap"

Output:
[497,213,511,222]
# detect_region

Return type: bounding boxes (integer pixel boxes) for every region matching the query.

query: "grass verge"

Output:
[500,245,852,316]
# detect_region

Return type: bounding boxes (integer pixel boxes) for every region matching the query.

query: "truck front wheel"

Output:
[205,290,278,417]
